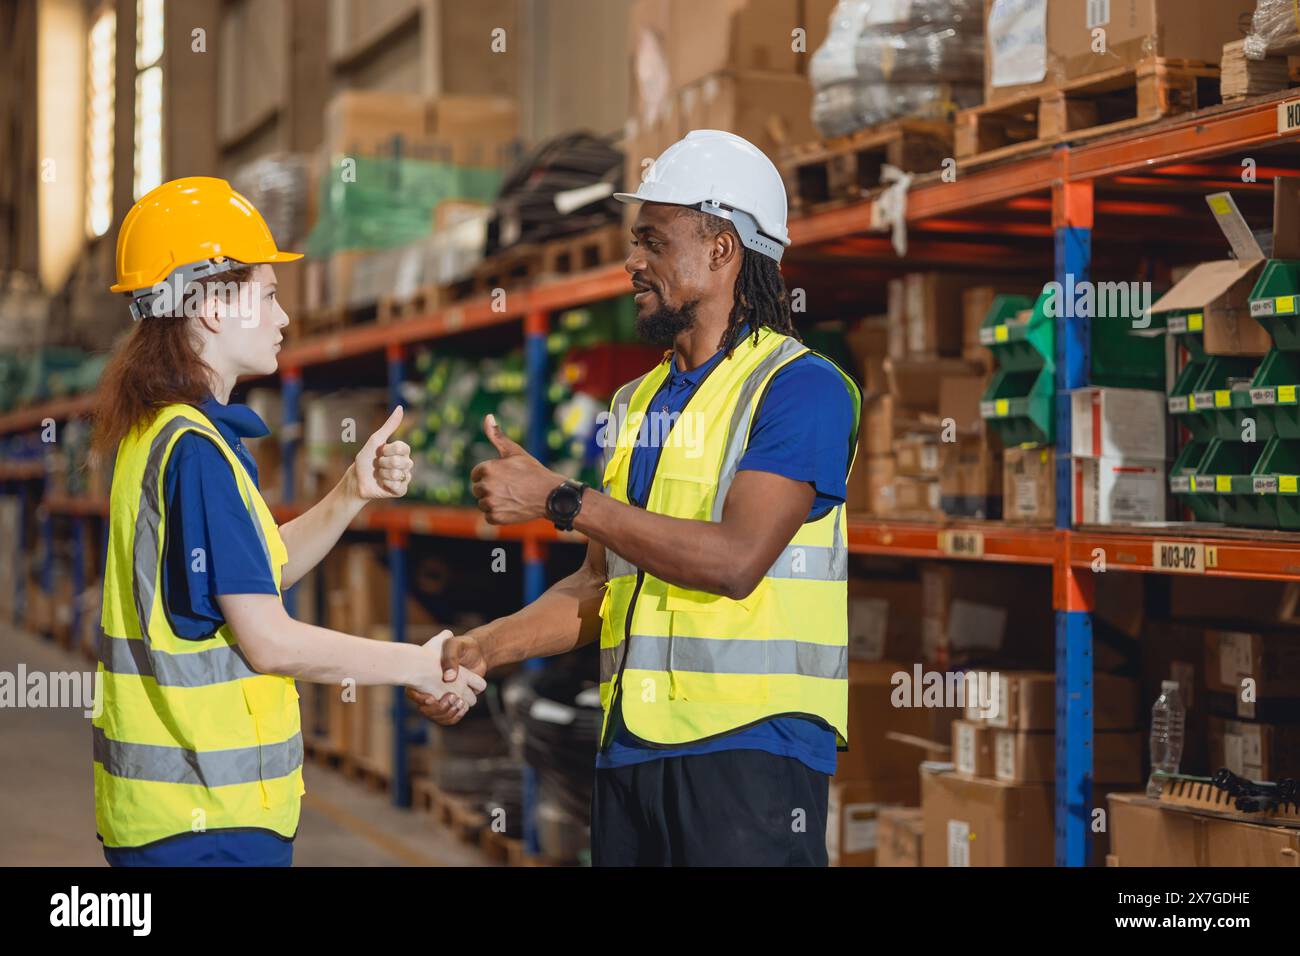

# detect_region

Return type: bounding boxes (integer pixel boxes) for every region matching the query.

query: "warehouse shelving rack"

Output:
[11,88,1300,865]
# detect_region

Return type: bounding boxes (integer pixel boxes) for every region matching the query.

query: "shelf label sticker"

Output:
[994,324,1009,343]
[1278,295,1297,315]
[1187,312,1204,332]
[1168,395,1190,413]
[1282,475,1298,494]
[994,399,1010,417]
[1192,391,1215,410]
[1215,474,1232,493]
[980,400,995,418]
[1280,385,1297,405]
[1170,475,1191,493]
[939,530,985,558]
[1254,476,1279,494]
[1252,387,1277,406]
[1251,298,1276,317]
[1278,99,1300,135]
[1214,390,1231,408]
[979,327,996,345]
[1167,315,1187,334]
[1152,540,1205,573]
[1189,475,1199,492]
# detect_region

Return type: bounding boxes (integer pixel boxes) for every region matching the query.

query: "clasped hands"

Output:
[408,413,566,724]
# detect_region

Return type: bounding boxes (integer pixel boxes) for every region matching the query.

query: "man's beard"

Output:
[636,297,699,346]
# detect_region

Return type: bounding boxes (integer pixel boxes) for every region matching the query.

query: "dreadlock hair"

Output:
[689,209,801,357]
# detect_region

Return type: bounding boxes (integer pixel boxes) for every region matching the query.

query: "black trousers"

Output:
[591,749,830,867]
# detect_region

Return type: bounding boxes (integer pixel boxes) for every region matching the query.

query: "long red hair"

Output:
[92,267,252,455]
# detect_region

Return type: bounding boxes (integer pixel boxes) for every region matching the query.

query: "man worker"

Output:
[410,129,862,866]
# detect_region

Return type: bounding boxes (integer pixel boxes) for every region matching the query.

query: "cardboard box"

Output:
[674,70,818,158]
[1108,792,1300,866]
[838,662,964,794]
[940,438,1003,520]
[324,90,430,157]
[980,671,1139,731]
[1071,387,1168,460]
[861,393,894,457]
[984,0,1256,106]
[1072,456,1166,525]
[1209,716,1300,782]
[887,278,907,360]
[1150,179,1300,355]
[331,544,434,638]
[895,434,941,478]
[887,357,987,416]
[427,96,519,167]
[1205,629,1300,700]
[952,719,995,777]
[939,372,991,436]
[848,576,923,663]
[670,0,800,88]
[845,316,889,395]
[1003,445,1055,526]
[893,475,942,517]
[876,807,924,867]
[848,454,898,516]
[920,767,1054,866]
[827,779,916,866]
[993,729,1143,784]
[903,273,981,357]
[920,564,1054,670]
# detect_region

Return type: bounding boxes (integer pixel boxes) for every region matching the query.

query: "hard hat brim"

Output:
[611,192,642,204]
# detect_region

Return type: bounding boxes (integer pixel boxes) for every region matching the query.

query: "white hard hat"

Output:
[614,129,789,263]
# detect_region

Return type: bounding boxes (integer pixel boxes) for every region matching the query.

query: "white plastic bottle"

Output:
[1147,680,1186,797]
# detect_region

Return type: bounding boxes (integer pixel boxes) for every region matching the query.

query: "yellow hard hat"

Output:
[110,176,302,294]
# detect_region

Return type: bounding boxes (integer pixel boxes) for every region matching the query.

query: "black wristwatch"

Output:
[545,479,586,531]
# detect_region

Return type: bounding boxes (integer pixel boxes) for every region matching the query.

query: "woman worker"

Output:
[90,176,483,866]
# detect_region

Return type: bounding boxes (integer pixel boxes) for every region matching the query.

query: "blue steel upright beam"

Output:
[280,368,303,618]
[522,309,552,856]
[386,344,413,808]
[1052,156,1095,867]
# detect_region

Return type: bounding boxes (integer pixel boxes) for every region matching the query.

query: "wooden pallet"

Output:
[1160,777,1300,827]
[296,304,350,337]
[540,224,625,276]
[465,243,546,297]
[955,58,1221,167]
[781,119,955,211]
[377,284,448,324]
[410,775,489,841]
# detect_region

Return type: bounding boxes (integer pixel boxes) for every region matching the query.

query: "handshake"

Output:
[409,630,489,725]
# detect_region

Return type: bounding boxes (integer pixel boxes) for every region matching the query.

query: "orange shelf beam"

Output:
[0,394,96,434]
[845,518,1057,565]
[1068,529,1300,582]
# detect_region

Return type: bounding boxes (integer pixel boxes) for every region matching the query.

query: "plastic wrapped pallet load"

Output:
[809,0,984,137]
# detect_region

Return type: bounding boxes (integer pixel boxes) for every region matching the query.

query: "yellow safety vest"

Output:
[95,403,304,849]
[598,326,862,748]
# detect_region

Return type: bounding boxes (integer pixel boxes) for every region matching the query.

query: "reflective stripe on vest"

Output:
[95,405,303,849]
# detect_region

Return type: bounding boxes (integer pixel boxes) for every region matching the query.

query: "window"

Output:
[133,0,164,199]
[85,5,115,237]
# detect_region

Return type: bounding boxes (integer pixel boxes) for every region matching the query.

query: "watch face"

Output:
[552,486,580,517]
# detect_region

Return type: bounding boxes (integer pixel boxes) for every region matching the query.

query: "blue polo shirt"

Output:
[596,327,857,776]
[104,397,289,868]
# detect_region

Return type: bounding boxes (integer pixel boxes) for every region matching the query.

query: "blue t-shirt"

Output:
[104,397,285,867]
[596,327,858,776]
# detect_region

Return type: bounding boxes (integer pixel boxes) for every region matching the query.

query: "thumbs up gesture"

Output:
[470,413,566,525]
[353,406,414,500]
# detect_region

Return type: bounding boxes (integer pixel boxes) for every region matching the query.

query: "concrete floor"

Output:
[0,621,487,866]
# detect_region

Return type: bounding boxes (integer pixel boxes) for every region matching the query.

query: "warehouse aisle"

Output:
[0,625,486,867]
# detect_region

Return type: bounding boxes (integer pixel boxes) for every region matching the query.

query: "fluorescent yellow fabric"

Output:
[95,404,304,849]
[110,177,301,294]
[597,326,861,748]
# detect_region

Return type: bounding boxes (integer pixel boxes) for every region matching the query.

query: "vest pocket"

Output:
[667,618,770,704]
[240,676,301,807]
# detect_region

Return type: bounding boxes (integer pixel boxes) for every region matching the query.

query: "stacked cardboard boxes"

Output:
[828,660,961,866]
[1108,792,1300,866]
[624,0,831,206]
[1070,386,1168,524]
[923,671,1142,866]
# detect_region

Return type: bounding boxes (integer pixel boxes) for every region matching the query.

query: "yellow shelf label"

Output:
[995,398,1009,417]
[1216,474,1231,492]
[1278,295,1297,315]
[1187,312,1203,331]
[1281,385,1297,404]
[1214,390,1230,408]
[995,325,1009,343]
[1283,475,1298,494]
[1189,476,1198,492]
[1208,196,1232,215]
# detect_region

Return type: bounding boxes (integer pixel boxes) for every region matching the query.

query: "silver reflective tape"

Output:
[764,543,847,581]
[93,726,303,787]
[100,633,259,687]
[599,644,624,685]
[605,372,654,475]
[605,549,636,580]
[712,338,809,522]
[622,633,846,680]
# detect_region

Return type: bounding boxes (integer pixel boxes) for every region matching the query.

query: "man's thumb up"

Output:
[485,413,526,458]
